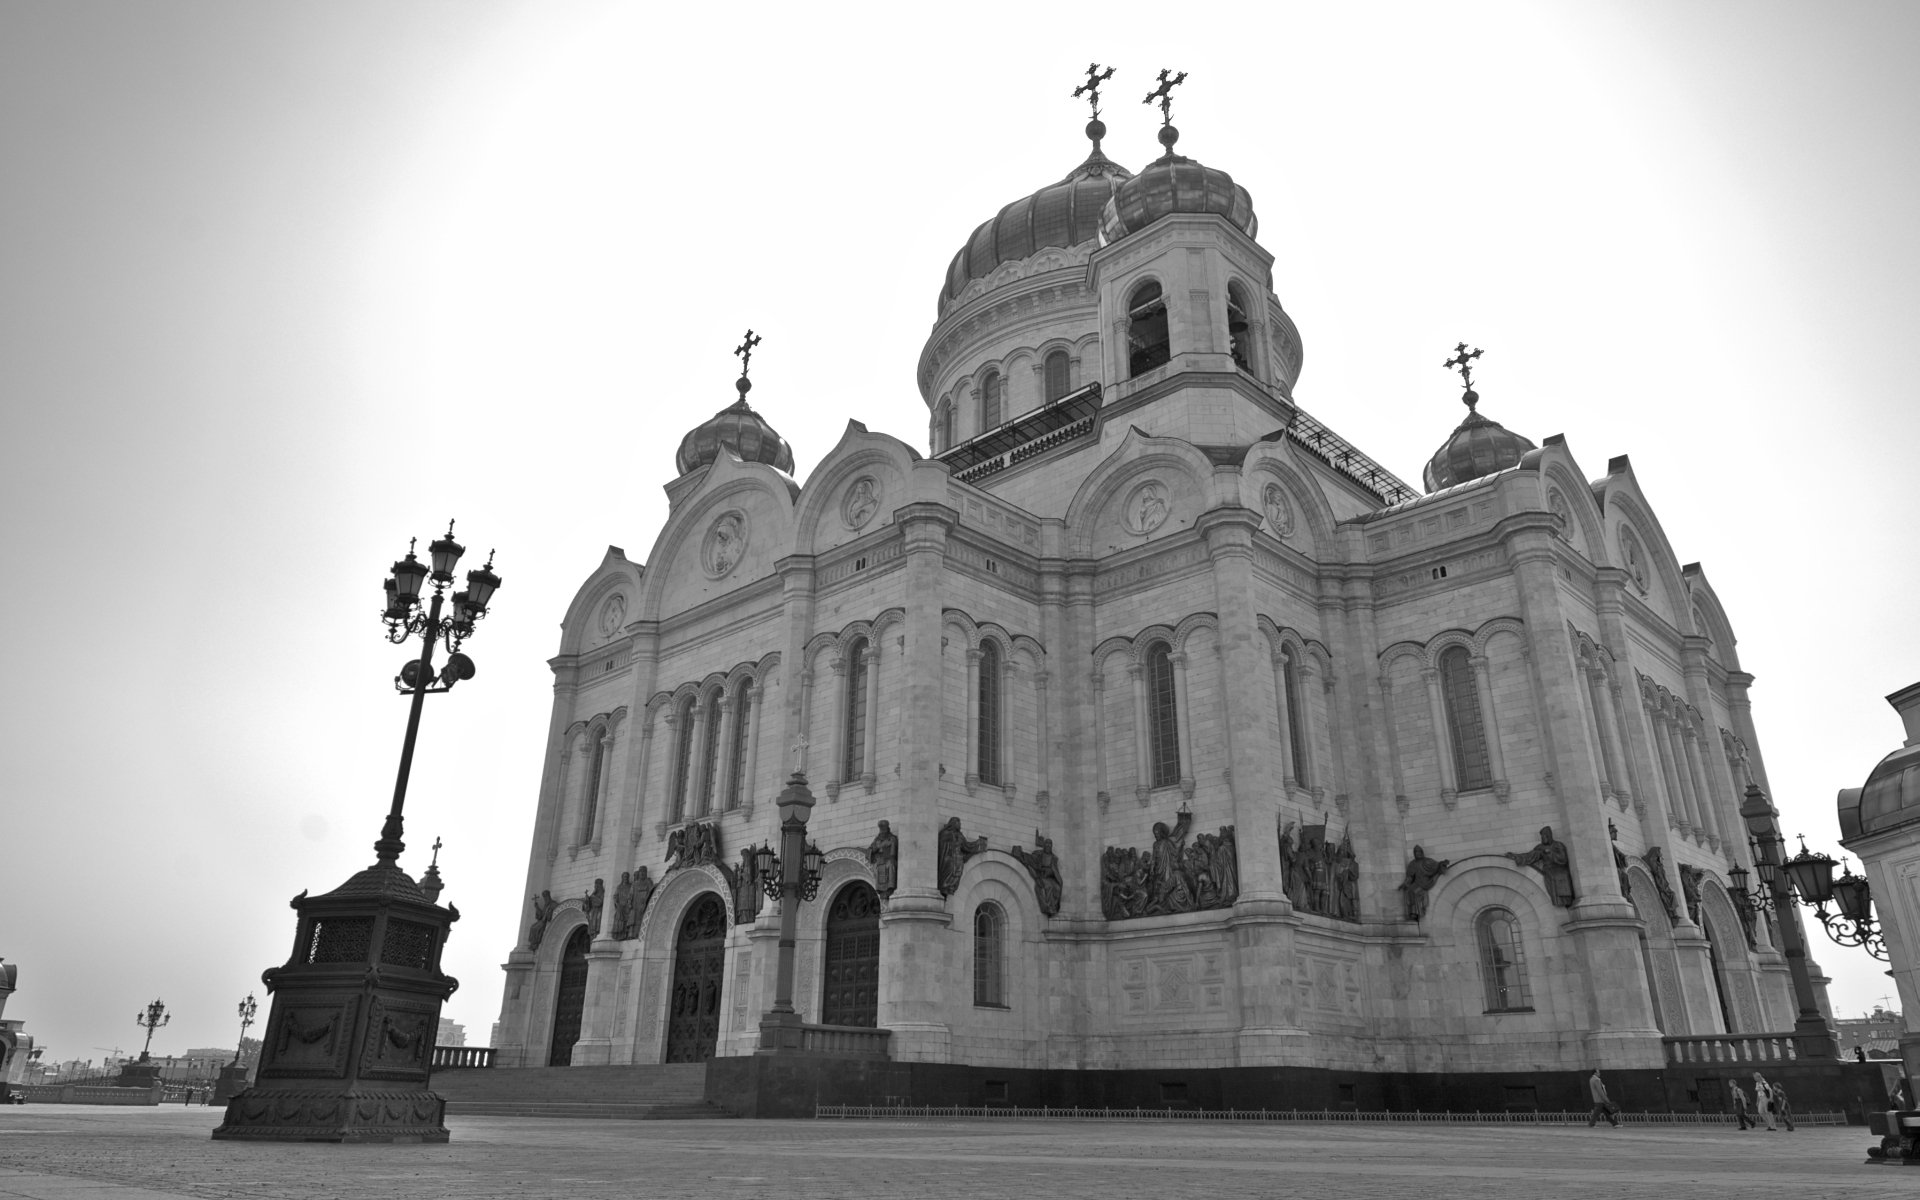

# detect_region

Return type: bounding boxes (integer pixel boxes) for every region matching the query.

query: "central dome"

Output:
[940,122,1131,309]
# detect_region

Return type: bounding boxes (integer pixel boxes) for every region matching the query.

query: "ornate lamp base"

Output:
[213,1084,447,1143]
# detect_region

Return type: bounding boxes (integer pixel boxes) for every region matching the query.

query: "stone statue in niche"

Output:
[1614,846,1634,905]
[1643,847,1681,922]
[1277,820,1308,910]
[1399,846,1451,922]
[629,866,655,934]
[1099,811,1238,920]
[666,821,722,871]
[1678,863,1705,926]
[582,878,605,936]
[937,817,987,897]
[1011,830,1062,917]
[1331,836,1360,921]
[1507,826,1576,907]
[609,871,636,940]
[527,890,556,950]
[866,820,898,899]
[719,847,763,926]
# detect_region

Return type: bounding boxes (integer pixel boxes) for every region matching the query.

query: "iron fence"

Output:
[815,1104,1850,1126]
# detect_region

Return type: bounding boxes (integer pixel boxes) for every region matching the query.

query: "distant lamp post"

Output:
[213,994,258,1105]
[755,773,825,1048]
[1780,838,1888,960]
[233,993,258,1063]
[112,999,171,1090]
[1738,784,1840,1056]
[134,999,169,1062]
[214,524,503,1144]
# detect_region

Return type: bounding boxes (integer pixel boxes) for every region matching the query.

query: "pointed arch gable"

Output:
[557,547,645,656]
[639,452,798,621]
[1062,428,1216,557]
[1241,439,1345,562]
[791,424,920,554]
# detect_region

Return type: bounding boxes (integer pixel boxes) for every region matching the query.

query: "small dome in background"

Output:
[1100,122,1256,244]
[676,382,795,477]
[1422,392,1536,492]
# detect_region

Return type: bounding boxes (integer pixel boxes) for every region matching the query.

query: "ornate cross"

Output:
[430,836,442,867]
[1443,342,1483,402]
[733,329,762,379]
[1143,68,1187,125]
[1073,63,1115,118]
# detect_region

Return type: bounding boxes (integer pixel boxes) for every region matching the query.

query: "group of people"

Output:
[1584,1070,1795,1130]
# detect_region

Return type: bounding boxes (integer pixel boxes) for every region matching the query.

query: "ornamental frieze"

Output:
[1100,811,1238,920]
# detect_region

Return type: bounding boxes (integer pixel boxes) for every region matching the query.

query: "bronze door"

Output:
[547,926,591,1066]
[664,894,727,1063]
[821,882,880,1027]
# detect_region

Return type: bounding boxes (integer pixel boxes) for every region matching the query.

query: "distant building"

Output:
[436,1018,466,1048]
[1836,1007,1902,1058]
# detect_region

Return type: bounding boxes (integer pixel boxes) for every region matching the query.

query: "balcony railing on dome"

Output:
[1283,409,1420,508]
[938,383,1103,485]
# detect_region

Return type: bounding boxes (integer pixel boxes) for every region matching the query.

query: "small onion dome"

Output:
[675,378,795,476]
[1421,391,1537,492]
[941,119,1133,308]
[1856,740,1920,837]
[1100,124,1257,243]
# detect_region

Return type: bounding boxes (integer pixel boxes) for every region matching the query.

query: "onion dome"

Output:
[1421,390,1536,492]
[1100,124,1256,243]
[675,374,795,476]
[1846,685,1920,838]
[940,119,1132,308]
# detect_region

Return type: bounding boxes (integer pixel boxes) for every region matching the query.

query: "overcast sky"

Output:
[3,1,1915,1061]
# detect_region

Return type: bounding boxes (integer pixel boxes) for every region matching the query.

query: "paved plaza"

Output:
[0,1107,1905,1200]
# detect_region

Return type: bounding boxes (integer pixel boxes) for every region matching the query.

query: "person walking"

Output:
[1729,1080,1756,1130]
[1770,1080,1796,1131]
[1752,1072,1777,1131]
[1587,1070,1620,1128]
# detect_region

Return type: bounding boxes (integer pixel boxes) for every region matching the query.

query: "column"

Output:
[712,694,738,817]
[739,682,763,814]
[1270,651,1298,790]
[964,647,982,792]
[686,699,711,818]
[861,641,881,792]
[1422,667,1459,806]
[626,713,656,866]
[999,655,1019,800]
[1170,650,1196,798]
[1034,670,1052,805]
[796,668,815,777]
[1574,664,1614,801]
[1377,672,1410,811]
[1469,653,1509,800]
[1589,666,1631,810]
[660,708,682,823]
[775,555,817,778]
[1651,714,1691,835]
[1299,658,1329,802]
[1091,670,1109,807]
[1129,662,1150,804]
[1681,721,1719,848]
[827,654,849,799]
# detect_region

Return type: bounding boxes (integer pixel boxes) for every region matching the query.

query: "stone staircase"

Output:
[431,1063,733,1120]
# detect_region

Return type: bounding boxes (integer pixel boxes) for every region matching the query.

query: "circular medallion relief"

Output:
[841,476,881,530]
[1124,479,1171,536]
[702,510,749,578]
[598,593,627,638]
[1263,483,1295,538]
[1548,489,1571,539]
[1617,524,1648,592]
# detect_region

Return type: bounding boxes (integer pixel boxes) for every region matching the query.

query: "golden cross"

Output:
[1073,63,1115,118]
[733,329,762,378]
[1443,343,1483,395]
[1143,68,1187,125]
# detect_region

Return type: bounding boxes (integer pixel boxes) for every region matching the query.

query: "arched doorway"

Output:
[547,926,591,1066]
[664,893,727,1063]
[821,882,880,1027]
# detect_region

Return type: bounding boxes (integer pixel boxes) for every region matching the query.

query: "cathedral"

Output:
[490,77,1836,1104]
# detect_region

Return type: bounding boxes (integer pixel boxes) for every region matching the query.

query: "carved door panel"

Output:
[664,894,727,1063]
[821,882,880,1028]
[547,927,591,1066]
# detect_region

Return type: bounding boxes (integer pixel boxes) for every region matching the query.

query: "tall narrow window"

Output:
[1226,281,1253,371]
[1705,922,1736,1033]
[1477,908,1532,1012]
[1282,648,1309,789]
[698,687,724,815]
[1044,350,1071,401]
[1146,641,1180,788]
[580,726,608,843]
[670,697,696,822]
[973,903,1007,1007]
[1637,932,1666,1033]
[1127,281,1170,376]
[726,685,752,810]
[938,401,953,452]
[1438,646,1493,791]
[843,639,868,783]
[977,641,1002,786]
[980,372,1002,431]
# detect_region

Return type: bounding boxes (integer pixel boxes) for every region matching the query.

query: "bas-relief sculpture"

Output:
[1100,811,1238,920]
[719,847,765,925]
[526,890,556,950]
[1506,826,1576,908]
[1398,846,1450,922]
[1642,847,1681,922]
[609,870,642,941]
[937,817,987,898]
[666,821,722,872]
[866,820,898,900]
[1677,863,1705,926]
[1010,830,1063,917]
[1277,820,1359,922]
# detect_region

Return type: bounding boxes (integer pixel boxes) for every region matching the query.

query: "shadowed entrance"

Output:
[547,926,591,1066]
[665,894,727,1062]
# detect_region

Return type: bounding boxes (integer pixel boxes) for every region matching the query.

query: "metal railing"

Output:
[1661,1033,1807,1065]
[815,1104,1850,1125]
[432,1046,496,1069]
[1285,409,1420,508]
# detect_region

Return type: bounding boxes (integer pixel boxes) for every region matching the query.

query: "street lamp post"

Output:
[754,773,824,1049]
[213,524,502,1144]
[114,999,170,1090]
[213,994,259,1105]
[1737,784,1839,1058]
[135,998,169,1062]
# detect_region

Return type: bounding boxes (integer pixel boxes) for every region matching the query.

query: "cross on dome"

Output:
[1073,63,1115,118]
[733,329,762,380]
[1143,68,1187,126]
[1443,342,1484,408]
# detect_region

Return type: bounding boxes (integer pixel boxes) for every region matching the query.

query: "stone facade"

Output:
[492,129,1827,1078]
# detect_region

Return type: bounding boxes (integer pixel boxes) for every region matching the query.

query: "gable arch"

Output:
[792,429,918,552]
[1062,430,1216,558]
[1605,492,1688,627]
[1241,445,1343,562]
[639,466,796,620]
[556,549,644,656]
[1542,462,1604,561]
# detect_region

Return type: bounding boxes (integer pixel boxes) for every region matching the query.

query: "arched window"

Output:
[1127,281,1170,376]
[1438,646,1493,791]
[937,401,953,452]
[1281,647,1309,789]
[670,696,696,822]
[977,641,1002,786]
[973,902,1007,1007]
[1146,640,1180,788]
[979,372,1003,431]
[1477,908,1532,1012]
[1637,931,1666,1033]
[698,687,724,816]
[1226,281,1253,371]
[726,683,752,810]
[843,638,868,783]
[580,725,608,843]
[1043,349,1072,401]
